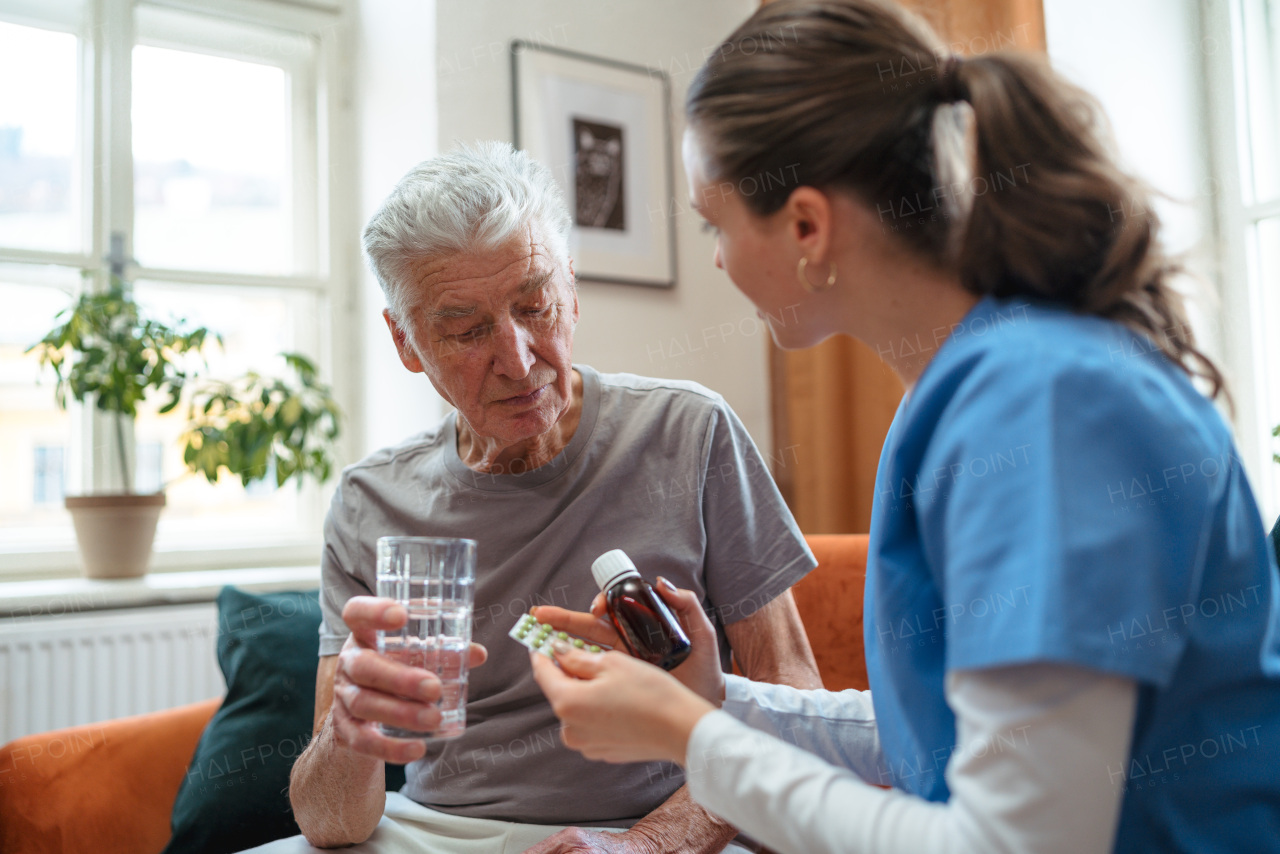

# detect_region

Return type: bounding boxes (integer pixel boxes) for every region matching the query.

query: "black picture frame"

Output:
[511,41,676,289]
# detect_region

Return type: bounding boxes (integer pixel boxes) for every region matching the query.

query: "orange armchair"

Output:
[0,534,870,854]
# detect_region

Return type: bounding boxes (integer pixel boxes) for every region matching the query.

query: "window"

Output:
[0,0,351,577]
[32,446,65,505]
[1203,0,1280,526]
[133,441,162,495]
[0,18,79,253]
[1236,0,1280,525]
[0,270,81,553]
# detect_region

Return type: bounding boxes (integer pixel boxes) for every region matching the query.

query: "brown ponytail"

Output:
[687,0,1228,401]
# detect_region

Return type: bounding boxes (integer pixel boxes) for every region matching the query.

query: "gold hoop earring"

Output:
[797,257,837,294]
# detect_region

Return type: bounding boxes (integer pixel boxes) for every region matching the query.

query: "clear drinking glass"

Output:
[375,536,476,739]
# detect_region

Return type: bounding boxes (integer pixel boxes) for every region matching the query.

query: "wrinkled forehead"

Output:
[402,235,570,321]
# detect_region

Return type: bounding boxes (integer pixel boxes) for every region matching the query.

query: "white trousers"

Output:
[242,792,753,854]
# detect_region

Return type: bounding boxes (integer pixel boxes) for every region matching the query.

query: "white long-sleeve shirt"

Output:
[685,664,1138,854]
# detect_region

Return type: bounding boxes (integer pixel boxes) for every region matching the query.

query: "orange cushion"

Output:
[795,534,870,692]
[0,697,220,854]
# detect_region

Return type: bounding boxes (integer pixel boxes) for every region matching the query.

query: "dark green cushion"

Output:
[163,586,405,854]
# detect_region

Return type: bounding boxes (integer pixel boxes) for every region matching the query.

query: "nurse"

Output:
[529,0,1280,852]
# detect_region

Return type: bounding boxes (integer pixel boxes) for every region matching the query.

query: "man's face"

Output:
[384,224,579,448]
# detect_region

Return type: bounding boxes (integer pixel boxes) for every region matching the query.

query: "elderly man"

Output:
[267,142,821,854]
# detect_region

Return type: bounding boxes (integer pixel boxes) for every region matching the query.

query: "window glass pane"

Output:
[132,280,323,546]
[33,446,66,504]
[132,46,292,274]
[0,20,81,253]
[0,270,78,550]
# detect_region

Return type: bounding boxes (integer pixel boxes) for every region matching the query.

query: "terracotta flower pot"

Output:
[64,493,166,579]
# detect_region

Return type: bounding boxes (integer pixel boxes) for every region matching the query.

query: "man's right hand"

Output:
[331,596,488,764]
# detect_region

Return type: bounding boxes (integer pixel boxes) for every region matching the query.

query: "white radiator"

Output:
[0,603,225,744]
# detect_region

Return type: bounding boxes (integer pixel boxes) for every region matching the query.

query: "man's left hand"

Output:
[521,827,658,854]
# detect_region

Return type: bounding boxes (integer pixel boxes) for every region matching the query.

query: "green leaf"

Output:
[280,396,302,427]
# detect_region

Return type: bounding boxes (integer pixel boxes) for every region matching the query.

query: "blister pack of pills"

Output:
[509,612,603,657]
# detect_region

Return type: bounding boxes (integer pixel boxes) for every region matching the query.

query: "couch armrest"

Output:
[0,696,221,854]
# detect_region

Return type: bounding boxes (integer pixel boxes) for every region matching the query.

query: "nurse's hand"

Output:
[530,645,716,765]
[531,577,726,706]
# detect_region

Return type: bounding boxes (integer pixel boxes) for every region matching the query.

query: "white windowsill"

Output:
[0,565,321,619]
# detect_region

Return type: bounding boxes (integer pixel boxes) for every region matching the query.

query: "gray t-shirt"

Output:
[319,364,815,825]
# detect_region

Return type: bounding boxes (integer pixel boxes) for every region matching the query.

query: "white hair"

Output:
[363,141,573,320]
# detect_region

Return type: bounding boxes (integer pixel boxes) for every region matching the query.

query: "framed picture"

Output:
[511,41,676,288]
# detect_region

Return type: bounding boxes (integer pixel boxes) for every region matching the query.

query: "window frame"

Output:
[0,0,357,579]
[1202,0,1280,526]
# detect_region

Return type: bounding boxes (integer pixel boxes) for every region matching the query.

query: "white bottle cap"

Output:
[592,549,641,591]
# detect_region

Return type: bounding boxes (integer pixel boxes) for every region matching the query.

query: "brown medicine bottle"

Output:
[591,549,692,671]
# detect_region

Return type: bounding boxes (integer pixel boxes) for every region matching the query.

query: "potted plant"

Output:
[181,352,341,490]
[28,278,341,578]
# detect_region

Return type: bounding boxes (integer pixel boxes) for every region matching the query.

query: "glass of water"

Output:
[375,536,476,739]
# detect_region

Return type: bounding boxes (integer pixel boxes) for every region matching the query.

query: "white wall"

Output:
[1045,0,1213,258]
[434,0,771,448]
[355,0,769,454]
[1043,0,1275,522]
[355,0,446,456]
[1044,0,1220,363]
[1043,0,1231,359]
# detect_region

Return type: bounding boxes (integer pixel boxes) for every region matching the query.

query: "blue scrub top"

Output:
[863,296,1280,851]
